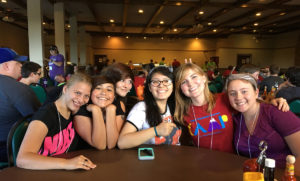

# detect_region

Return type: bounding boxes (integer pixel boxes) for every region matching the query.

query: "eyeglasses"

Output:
[150,79,172,87]
[34,72,42,76]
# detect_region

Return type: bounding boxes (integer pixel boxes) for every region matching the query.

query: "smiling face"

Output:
[115,77,132,97]
[149,73,173,101]
[227,79,259,113]
[63,82,91,113]
[91,83,115,108]
[180,68,207,101]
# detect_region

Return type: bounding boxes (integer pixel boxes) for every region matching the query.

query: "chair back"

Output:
[30,83,47,104]
[289,99,300,117]
[6,115,32,166]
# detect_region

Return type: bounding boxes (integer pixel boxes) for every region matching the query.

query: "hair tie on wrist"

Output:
[154,126,159,137]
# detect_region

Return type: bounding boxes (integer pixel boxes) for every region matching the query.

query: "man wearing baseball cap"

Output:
[0,48,41,163]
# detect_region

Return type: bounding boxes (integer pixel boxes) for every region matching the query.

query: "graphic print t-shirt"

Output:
[32,103,79,156]
[127,102,181,145]
[184,93,234,153]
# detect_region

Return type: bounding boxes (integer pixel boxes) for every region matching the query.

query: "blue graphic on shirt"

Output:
[188,112,228,136]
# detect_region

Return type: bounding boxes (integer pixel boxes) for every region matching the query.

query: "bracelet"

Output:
[154,126,159,137]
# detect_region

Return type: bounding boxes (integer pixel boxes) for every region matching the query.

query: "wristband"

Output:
[154,126,159,137]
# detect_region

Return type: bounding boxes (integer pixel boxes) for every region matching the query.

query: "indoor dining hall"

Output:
[0,0,300,180]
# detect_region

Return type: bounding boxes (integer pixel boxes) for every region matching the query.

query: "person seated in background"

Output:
[17,73,96,170]
[118,66,182,149]
[259,64,284,94]
[172,58,181,71]
[239,64,260,81]
[225,73,300,170]
[0,48,41,163]
[211,68,224,93]
[19,61,42,86]
[276,67,300,103]
[222,65,237,78]
[65,62,76,81]
[74,76,118,149]
[159,57,166,66]
[19,62,46,104]
[134,70,146,100]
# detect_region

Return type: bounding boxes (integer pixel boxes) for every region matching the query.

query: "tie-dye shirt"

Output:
[184,93,234,153]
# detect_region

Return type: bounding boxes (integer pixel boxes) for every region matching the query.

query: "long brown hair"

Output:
[174,63,216,124]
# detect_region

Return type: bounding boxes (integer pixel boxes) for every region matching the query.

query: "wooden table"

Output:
[0,145,285,181]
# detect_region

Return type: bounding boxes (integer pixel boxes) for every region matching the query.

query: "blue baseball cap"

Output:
[0,48,28,64]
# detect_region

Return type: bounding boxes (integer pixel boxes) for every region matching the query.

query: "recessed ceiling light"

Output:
[253,29,257,33]
[42,22,46,25]
[207,22,212,26]
[144,37,147,39]
[160,20,164,24]
[175,2,182,6]
[1,0,7,3]
[195,37,199,40]
[173,28,178,32]
[280,12,286,16]
[138,9,144,14]
[213,29,217,32]
[126,36,129,39]
[107,36,111,38]
[110,19,114,23]
[254,22,259,26]
[161,37,164,40]
[241,4,248,8]
[256,12,261,16]
[199,11,204,15]
[67,24,71,28]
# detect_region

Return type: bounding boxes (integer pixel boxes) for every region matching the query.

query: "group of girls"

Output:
[16,62,300,174]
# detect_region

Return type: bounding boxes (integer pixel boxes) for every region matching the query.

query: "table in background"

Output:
[0,145,284,181]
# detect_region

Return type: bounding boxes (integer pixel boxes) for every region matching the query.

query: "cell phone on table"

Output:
[138,148,155,160]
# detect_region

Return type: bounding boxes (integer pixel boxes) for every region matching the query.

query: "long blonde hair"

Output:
[174,63,216,124]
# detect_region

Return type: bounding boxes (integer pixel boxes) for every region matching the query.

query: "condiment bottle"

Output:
[282,155,297,181]
[264,158,275,181]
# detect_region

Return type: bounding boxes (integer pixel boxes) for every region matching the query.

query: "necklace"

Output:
[50,105,71,156]
[236,104,260,158]
[191,105,214,150]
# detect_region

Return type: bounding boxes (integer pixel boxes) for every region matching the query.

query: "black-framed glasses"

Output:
[150,79,172,87]
[34,72,42,76]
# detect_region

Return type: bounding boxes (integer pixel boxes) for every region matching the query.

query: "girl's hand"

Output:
[270,97,290,112]
[86,104,101,113]
[64,155,96,170]
[156,122,176,137]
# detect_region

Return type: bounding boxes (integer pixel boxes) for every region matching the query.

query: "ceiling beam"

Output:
[141,0,168,34]
[160,0,210,35]
[197,0,292,36]
[178,0,251,36]
[122,0,129,33]
[87,1,105,32]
